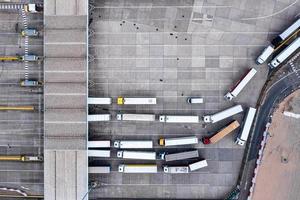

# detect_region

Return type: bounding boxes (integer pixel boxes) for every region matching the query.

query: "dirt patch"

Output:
[252,90,300,200]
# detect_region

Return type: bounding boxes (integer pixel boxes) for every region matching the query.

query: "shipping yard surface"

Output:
[0,4,44,196]
[86,0,298,199]
[252,91,300,200]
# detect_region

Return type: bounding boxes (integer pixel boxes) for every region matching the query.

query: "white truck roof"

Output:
[117,114,155,121]
[114,140,153,149]
[88,150,110,158]
[118,164,157,173]
[88,97,112,105]
[163,136,198,146]
[203,105,243,123]
[159,115,199,123]
[163,166,189,173]
[118,97,157,105]
[88,140,110,148]
[87,114,111,122]
[236,107,257,146]
[256,45,274,64]
[224,68,257,101]
[117,151,156,160]
[189,160,208,171]
[89,166,111,174]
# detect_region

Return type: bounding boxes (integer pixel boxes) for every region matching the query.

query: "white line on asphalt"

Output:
[91,82,231,85]
[93,5,232,9]
[90,44,266,47]
[93,57,252,60]
[91,31,280,35]
[45,93,86,95]
[44,71,86,73]
[88,69,239,73]
[45,121,86,124]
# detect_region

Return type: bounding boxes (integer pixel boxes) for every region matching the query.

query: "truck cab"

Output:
[20,80,43,87]
[24,4,43,13]
[21,29,39,37]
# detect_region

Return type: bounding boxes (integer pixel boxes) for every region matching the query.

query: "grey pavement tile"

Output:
[205,56,220,68]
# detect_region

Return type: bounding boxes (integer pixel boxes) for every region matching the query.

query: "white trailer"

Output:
[88,150,110,158]
[159,136,198,147]
[236,107,257,146]
[160,150,199,162]
[203,105,243,124]
[89,166,111,174]
[256,45,275,64]
[114,140,153,149]
[117,151,156,160]
[88,140,110,148]
[117,114,156,122]
[224,68,257,101]
[269,37,300,68]
[159,115,199,123]
[189,160,208,171]
[117,97,157,105]
[163,166,189,173]
[88,97,112,105]
[87,114,111,122]
[118,164,158,173]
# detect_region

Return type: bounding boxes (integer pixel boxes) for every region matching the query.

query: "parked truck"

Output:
[88,97,112,105]
[159,136,198,147]
[224,68,257,101]
[159,115,199,123]
[21,29,39,37]
[87,114,111,122]
[0,155,43,162]
[24,4,43,13]
[88,140,110,148]
[118,164,158,173]
[88,150,110,158]
[117,97,157,105]
[202,120,240,145]
[88,166,111,174]
[117,114,156,122]
[114,140,153,149]
[236,107,257,146]
[163,166,189,173]
[159,150,199,162]
[117,151,157,160]
[203,105,243,124]
[20,80,42,87]
[188,160,208,171]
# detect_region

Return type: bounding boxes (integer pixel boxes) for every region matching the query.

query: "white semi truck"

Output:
[88,140,110,148]
[117,114,156,122]
[160,150,199,162]
[88,97,112,105]
[87,114,111,122]
[159,115,199,123]
[163,166,189,173]
[88,150,110,158]
[118,164,158,173]
[88,166,111,174]
[224,68,257,101]
[159,136,198,147]
[114,140,153,149]
[117,151,157,160]
[188,160,208,171]
[117,97,157,105]
[203,105,243,124]
[236,107,257,146]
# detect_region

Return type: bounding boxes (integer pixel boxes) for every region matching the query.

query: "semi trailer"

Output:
[159,115,199,123]
[188,160,208,171]
[159,136,198,147]
[160,150,199,162]
[88,140,110,148]
[114,140,153,149]
[118,164,158,173]
[202,120,240,144]
[224,68,257,101]
[21,29,39,37]
[203,105,243,124]
[88,166,111,174]
[88,97,112,105]
[163,166,189,173]
[236,107,257,146]
[117,114,156,122]
[117,97,157,105]
[20,80,42,87]
[87,114,111,122]
[0,155,43,162]
[88,150,110,158]
[117,151,157,160]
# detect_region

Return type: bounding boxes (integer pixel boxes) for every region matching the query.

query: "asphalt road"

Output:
[238,57,300,200]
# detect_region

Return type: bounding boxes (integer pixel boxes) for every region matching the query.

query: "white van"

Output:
[187,97,204,104]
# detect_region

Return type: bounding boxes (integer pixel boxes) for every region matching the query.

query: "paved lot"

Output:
[88,0,298,199]
[0,6,44,196]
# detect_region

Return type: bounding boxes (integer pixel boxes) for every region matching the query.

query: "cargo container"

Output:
[117,114,156,121]
[88,97,112,105]
[117,151,157,160]
[202,120,240,144]
[224,68,257,101]
[159,115,199,123]
[117,97,157,105]
[114,140,153,149]
[88,140,110,148]
[88,166,111,174]
[236,107,257,146]
[87,114,111,122]
[163,166,189,173]
[160,150,199,162]
[118,164,158,173]
[203,105,243,124]
[187,97,204,104]
[159,136,198,147]
[188,160,208,171]
[88,150,110,158]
